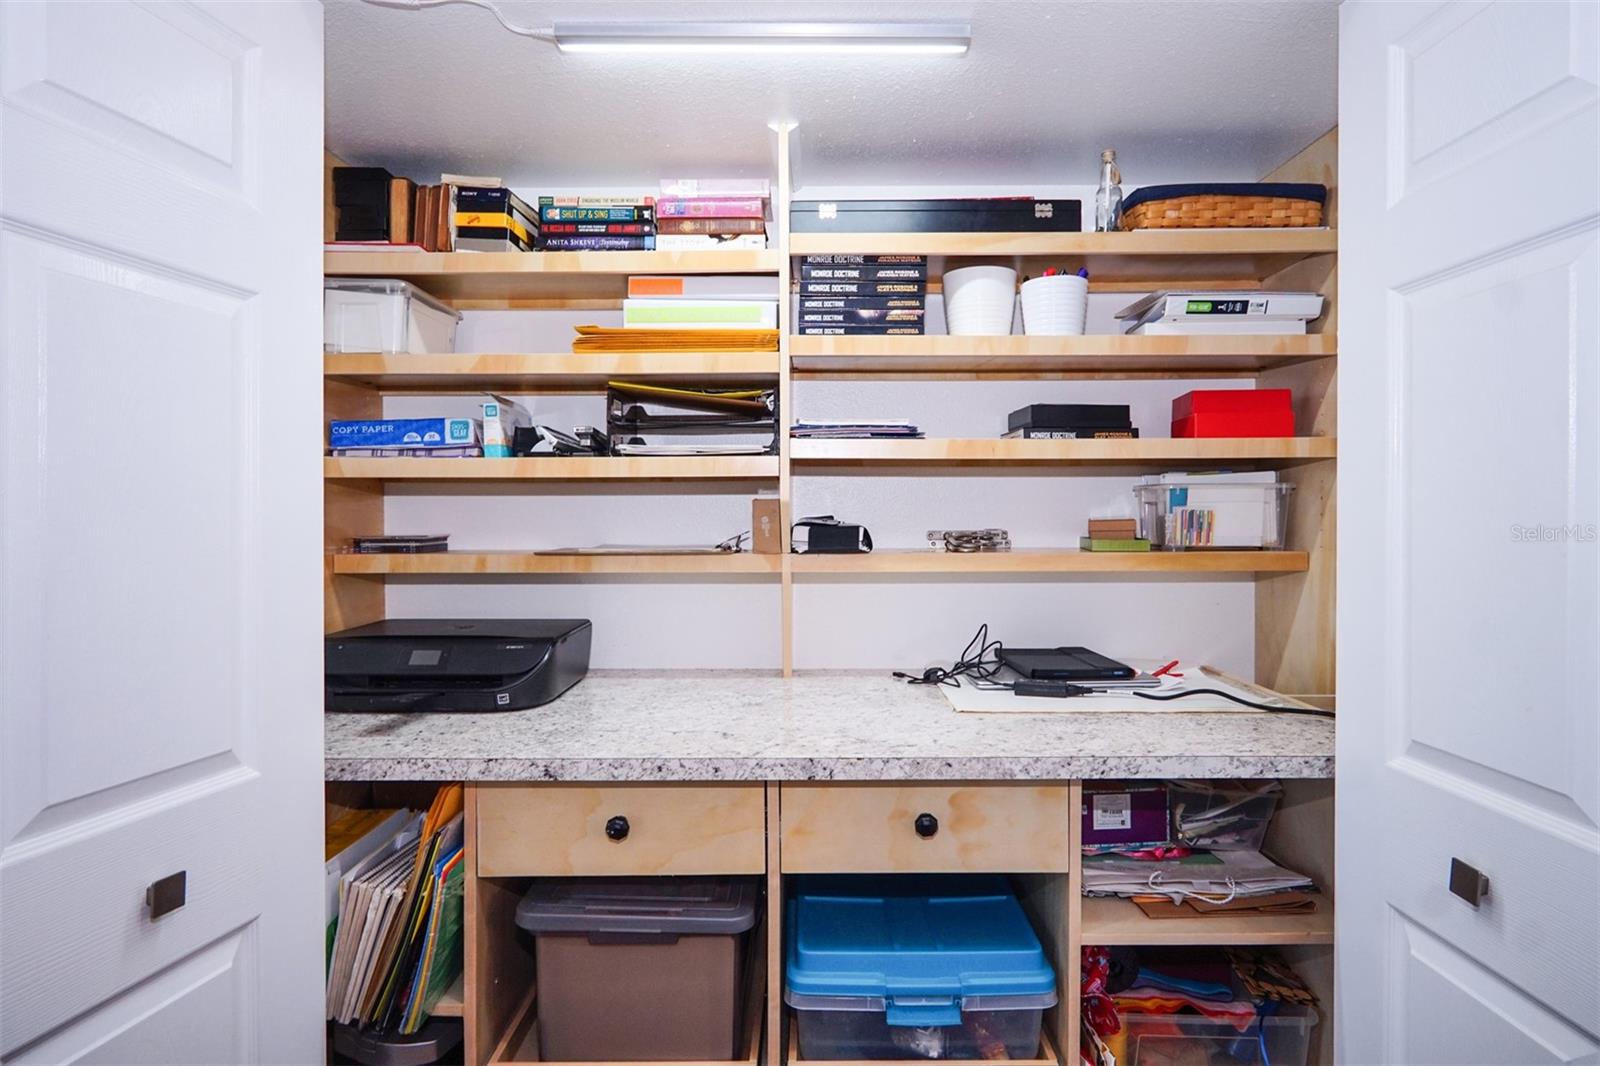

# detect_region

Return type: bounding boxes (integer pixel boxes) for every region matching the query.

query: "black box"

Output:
[1008,404,1132,431]
[792,198,1081,233]
[332,166,393,242]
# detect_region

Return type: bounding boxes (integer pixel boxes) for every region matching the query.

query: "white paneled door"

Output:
[0,2,323,1061]
[1340,2,1599,1063]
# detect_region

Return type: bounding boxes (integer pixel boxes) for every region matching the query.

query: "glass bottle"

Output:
[1095,149,1123,232]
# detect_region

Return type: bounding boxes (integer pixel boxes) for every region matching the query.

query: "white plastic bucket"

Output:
[1020,274,1089,335]
[943,265,1018,335]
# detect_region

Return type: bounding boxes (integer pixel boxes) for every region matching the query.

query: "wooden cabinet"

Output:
[476,782,766,877]
[779,782,1072,873]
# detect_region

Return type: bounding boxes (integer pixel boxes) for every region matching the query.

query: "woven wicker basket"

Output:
[1121,194,1324,230]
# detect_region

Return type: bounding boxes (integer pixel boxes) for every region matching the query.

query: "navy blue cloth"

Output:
[1121,183,1327,212]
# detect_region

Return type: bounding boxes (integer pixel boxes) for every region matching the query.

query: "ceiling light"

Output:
[552,21,971,56]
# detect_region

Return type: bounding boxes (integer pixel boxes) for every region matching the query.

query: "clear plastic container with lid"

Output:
[1111,1004,1319,1066]
[785,875,1057,1060]
[324,277,460,354]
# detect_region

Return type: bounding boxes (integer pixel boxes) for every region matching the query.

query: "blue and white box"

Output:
[328,417,479,450]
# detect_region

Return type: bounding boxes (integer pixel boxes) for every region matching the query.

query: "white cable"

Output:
[358,0,557,44]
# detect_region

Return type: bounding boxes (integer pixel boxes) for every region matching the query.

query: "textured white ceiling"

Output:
[324,0,1337,190]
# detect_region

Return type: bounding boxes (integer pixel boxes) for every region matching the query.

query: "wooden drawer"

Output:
[476,783,766,877]
[779,783,1072,873]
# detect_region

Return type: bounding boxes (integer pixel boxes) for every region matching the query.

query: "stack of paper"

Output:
[324,784,466,1034]
[1081,848,1315,903]
[791,419,924,439]
[572,325,779,352]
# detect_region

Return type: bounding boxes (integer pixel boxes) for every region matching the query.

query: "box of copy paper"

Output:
[481,396,531,458]
[328,417,479,450]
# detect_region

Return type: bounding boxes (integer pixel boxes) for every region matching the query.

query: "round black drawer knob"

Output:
[914,812,939,838]
[604,815,630,841]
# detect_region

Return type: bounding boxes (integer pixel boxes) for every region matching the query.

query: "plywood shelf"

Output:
[790,548,1309,574]
[431,975,463,1017]
[789,437,1336,469]
[325,249,781,307]
[788,229,1337,288]
[333,551,782,575]
[323,351,781,391]
[790,333,1335,378]
[323,456,780,481]
[1079,895,1334,946]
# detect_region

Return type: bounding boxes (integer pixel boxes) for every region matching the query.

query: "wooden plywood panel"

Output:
[476,783,767,877]
[779,783,1072,874]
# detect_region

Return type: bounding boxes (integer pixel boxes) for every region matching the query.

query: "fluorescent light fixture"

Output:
[553,21,971,55]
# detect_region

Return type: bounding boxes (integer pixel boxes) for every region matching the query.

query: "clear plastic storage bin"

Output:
[324,278,460,354]
[1112,1004,1318,1066]
[1134,481,1295,550]
[1169,780,1283,851]
[786,876,1057,1061]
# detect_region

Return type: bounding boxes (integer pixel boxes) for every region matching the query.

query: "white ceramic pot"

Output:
[1020,274,1089,335]
[943,265,1018,335]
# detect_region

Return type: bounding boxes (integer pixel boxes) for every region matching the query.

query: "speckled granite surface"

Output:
[325,671,1334,782]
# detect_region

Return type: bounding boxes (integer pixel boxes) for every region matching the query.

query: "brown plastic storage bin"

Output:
[515,877,759,1061]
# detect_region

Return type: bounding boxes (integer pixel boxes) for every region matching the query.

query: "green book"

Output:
[1080,536,1152,552]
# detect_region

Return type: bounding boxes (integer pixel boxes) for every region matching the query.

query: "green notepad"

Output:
[1080,536,1152,552]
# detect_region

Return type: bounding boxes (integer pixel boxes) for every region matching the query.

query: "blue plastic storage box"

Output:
[784,876,1057,1060]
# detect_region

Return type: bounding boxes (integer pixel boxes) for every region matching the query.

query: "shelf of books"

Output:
[789,333,1336,377]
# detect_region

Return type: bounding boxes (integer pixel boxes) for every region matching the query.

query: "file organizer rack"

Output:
[323,126,1339,1065]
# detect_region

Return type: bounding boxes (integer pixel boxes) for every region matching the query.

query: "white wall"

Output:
[379,180,1268,674]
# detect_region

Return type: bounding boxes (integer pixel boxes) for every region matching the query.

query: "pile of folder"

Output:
[607,380,777,456]
[325,785,465,1035]
[791,418,923,439]
[572,325,779,353]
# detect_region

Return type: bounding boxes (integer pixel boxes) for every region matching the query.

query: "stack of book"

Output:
[537,195,657,251]
[1080,517,1149,552]
[798,255,927,335]
[1004,404,1139,439]
[622,274,778,332]
[656,179,770,250]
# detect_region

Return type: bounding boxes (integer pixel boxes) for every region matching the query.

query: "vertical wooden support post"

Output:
[765,782,784,1065]
[771,121,797,676]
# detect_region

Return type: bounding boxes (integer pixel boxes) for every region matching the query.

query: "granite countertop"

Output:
[325,671,1334,782]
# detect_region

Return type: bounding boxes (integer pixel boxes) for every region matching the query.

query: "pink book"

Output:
[656,196,768,219]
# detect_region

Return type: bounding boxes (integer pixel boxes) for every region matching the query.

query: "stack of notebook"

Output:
[1080,517,1149,552]
[606,380,777,456]
[622,274,779,332]
[325,785,465,1036]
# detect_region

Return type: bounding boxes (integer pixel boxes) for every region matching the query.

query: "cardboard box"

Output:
[752,497,782,554]
[328,417,478,450]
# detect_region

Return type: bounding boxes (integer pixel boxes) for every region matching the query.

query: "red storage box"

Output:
[1171,389,1294,437]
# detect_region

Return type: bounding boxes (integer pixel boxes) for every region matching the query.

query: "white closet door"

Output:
[0,2,324,1061]
[1339,1,1599,1062]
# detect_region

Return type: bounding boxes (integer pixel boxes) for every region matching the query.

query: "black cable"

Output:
[894,623,1006,687]
[1130,687,1335,718]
